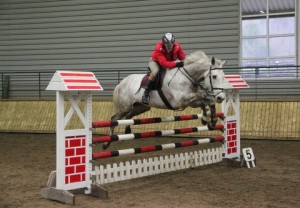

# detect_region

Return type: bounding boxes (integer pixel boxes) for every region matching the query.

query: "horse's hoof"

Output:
[201,119,207,126]
[211,117,218,124]
[125,128,132,134]
[102,142,110,150]
[207,122,216,130]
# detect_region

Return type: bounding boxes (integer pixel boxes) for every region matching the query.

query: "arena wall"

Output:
[0,100,299,140]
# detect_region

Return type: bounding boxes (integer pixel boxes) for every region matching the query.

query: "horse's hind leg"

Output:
[102,104,150,149]
[124,103,151,134]
[109,113,124,135]
[102,112,126,150]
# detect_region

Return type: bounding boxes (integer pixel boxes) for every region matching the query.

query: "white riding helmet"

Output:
[162,33,175,44]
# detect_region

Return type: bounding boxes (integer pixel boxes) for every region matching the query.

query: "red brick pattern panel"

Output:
[226,120,237,155]
[64,135,86,184]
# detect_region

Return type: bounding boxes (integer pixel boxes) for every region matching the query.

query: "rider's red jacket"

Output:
[151,41,186,69]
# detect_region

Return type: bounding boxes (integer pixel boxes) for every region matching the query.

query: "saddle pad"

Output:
[140,68,166,90]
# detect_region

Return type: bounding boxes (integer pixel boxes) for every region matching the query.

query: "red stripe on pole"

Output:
[140,131,157,138]
[215,112,224,117]
[60,72,94,77]
[92,121,111,128]
[214,124,224,130]
[179,115,193,120]
[214,135,225,142]
[93,135,111,143]
[64,79,98,83]
[139,118,157,124]
[140,146,157,152]
[180,140,195,147]
[67,86,102,90]
[92,152,112,159]
[180,127,194,133]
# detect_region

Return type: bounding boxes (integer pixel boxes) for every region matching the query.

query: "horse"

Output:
[103,50,227,149]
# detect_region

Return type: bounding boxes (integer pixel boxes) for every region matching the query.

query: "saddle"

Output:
[141,67,166,90]
[140,67,175,110]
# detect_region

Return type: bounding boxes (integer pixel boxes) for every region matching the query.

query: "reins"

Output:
[169,66,224,98]
[168,66,199,88]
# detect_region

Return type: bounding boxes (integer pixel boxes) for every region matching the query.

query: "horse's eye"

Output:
[213,75,217,79]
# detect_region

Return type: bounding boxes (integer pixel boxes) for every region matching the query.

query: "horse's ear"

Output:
[222,60,227,65]
[211,57,215,65]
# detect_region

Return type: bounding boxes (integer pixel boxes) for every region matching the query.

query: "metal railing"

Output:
[1,66,300,100]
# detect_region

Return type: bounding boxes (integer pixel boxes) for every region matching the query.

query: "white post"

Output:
[55,91,92,191]
[41,71,103,204]
[85,91,93,194]
[55,91,65,190]
[222,89,241,160]
[221,75,249,160]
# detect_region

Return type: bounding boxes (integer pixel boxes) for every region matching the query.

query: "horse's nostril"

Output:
[216,96,223,102]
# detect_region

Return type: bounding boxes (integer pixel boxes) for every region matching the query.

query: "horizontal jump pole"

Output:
[92,136,224,159]
[92,124,224,144]
[92,112,224,128]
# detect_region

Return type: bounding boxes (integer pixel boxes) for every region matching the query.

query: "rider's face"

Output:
[164,43,174,52]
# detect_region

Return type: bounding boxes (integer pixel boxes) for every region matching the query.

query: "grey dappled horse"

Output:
[104,50,227,149]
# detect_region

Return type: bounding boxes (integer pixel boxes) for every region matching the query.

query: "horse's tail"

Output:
[112,84,121,113]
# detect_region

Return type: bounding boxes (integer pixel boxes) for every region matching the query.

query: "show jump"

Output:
[41,71,249,205]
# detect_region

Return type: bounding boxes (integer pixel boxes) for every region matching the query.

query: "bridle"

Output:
[174,66,224,98]
[206,67,225,98]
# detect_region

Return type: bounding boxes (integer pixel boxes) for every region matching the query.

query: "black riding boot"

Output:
[142,80,155,105]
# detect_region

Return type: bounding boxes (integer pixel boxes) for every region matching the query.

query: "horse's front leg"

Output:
[189,101,211,126]
[197,96,219,130]
[180,92,204,109]
[182,92,219,128]
[200,103,210,126]
[196,91,217,128]
[181,93,211,125]
[207,101,218,129]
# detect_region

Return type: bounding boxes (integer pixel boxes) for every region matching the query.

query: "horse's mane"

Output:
[184,50,208,65]
[183,50,211,73]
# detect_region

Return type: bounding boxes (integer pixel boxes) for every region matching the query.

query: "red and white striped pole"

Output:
[93,136,224,159]
[92,112,225,128]
[93,124,224,144]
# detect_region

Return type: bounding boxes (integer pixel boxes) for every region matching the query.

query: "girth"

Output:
[140,68,175,110]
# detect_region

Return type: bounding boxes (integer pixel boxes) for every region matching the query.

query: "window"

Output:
[241,0,296,78]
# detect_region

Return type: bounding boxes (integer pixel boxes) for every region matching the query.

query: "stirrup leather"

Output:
[142,94,150,104]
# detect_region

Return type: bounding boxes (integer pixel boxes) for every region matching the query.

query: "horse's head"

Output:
[184,51,227,103]
[205,57,227,103]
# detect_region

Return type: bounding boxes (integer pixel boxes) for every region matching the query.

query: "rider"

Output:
[142,32,186,105]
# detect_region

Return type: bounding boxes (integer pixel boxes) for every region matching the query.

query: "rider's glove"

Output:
[176,61,184,68]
